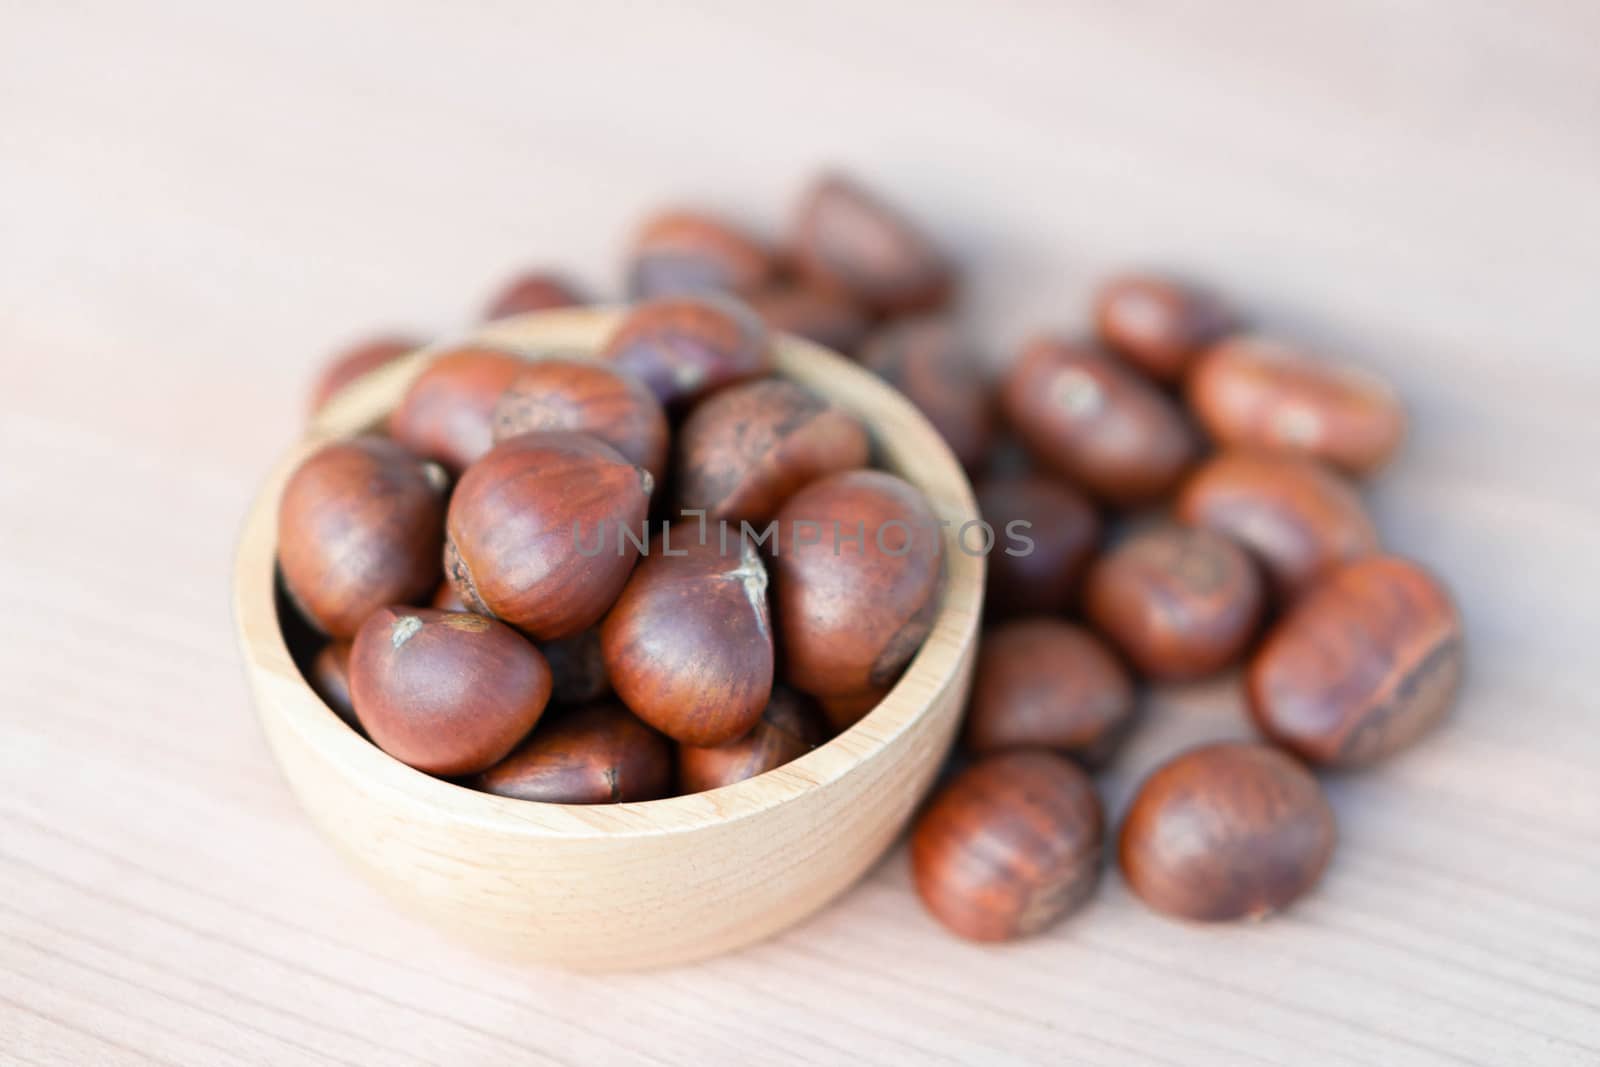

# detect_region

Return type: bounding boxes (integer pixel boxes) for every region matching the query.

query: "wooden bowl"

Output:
[234,307,983,970]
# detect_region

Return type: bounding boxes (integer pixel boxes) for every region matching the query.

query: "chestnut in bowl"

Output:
[235,306,982,969]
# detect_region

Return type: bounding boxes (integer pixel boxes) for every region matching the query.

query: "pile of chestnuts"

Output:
[288,171,1463,946]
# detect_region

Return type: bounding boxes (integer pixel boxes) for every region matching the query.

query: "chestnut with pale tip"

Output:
[445,431,653,641]
[1092,274,1237,383]
[492,357,670,483]
[677,687,827,792]
[676,378,871,524]
[308,334,424,415]
[481,271,584,321]
[387,346,528,472]
[1249,555,1463,767]
[627,210,775,299]
[348,608,552,777]
[598,295,773,409]
[773,470,945,701]
[472,702,673,804]
[911,750,1104,942]
[1001,337,1198,506]
[1176,449,1379,600]
[277,436,448,638]
[1187,335,1406,476]
[600,525,775,746]
[1119,742,1336,922]
[976,474,1100,617]
[1085,523,1264,681]
[964,620,1134,767]
[789,172,953,315]
[859,317,993,471]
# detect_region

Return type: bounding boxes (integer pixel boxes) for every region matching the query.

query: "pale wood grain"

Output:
[2,0,1598,1063]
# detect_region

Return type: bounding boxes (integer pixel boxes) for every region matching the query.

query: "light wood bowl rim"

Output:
[234,306,984,840]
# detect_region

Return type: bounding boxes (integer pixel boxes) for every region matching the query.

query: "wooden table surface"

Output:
[3,3,1597,1064]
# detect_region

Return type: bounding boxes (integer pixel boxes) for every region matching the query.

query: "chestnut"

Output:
[817,686,891,733]
[491,357,670,483]
[747,282,870,357]
[1249,555,1463,767]
[677,687,827,792]
[539,628,611,707]
[431,581,467,612]
[1119,742,1336,921]
[964,620,1135,767]
[387,346,527,472]
[789,173,952,315]
[277,436,447,638]
[676,379,871,524]
[600,525,775,745]
[976,474,1100,617]
[471,702,672,804]
[773,470,945,700]
[445,431,653,640]
[481,270,585,320]
[1187,335,1405,476]
[859,317,993,471]
[348,607,551,777]
[1175,450,1379,600]
[1085,523,1264,681]
[307,641,357,727]
[911,750,1103,941]
[627,210,775,299]
[1001,337,1199,506]
[1092,274,1237,383]
[307,334,423,415]
[598,295,774,409]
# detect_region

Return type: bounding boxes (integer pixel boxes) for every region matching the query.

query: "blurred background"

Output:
[2,3,1597,1064]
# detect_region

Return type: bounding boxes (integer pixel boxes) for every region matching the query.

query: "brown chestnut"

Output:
[387,346,527,472]
[481,270,585,321]
[976,474,1100,617]
[790,173,952,315]
[964,620,1135,767]
[1249,555,1462,767]
[1001,337,1198,506]
[747,282,870,356]
[445,431,653,640]
[539,628,610,707]
[911,750,1103,941]
[1176,450,1379,600]
[859,317,993,471]
[1085,523,1264,681]
[308,641,357,727]
[1092,274,1237,383]
[627,210,774,299]
[471,702,672,804]
[491,357,670,483]
[817,686,891,733]
[1187,335,1405,476]
[601,525,775,746]
[431,581,467,612]
[349,607,551,776]
[773,470,945,700]
[277,436,447,638]
[307,334,423,415]
[598,295,774,408]
[1119,742,1336,921]
[676,379,871,524]
[677,687,826,792]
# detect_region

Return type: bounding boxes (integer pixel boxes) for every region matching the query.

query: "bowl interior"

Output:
[236,306,984,839]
